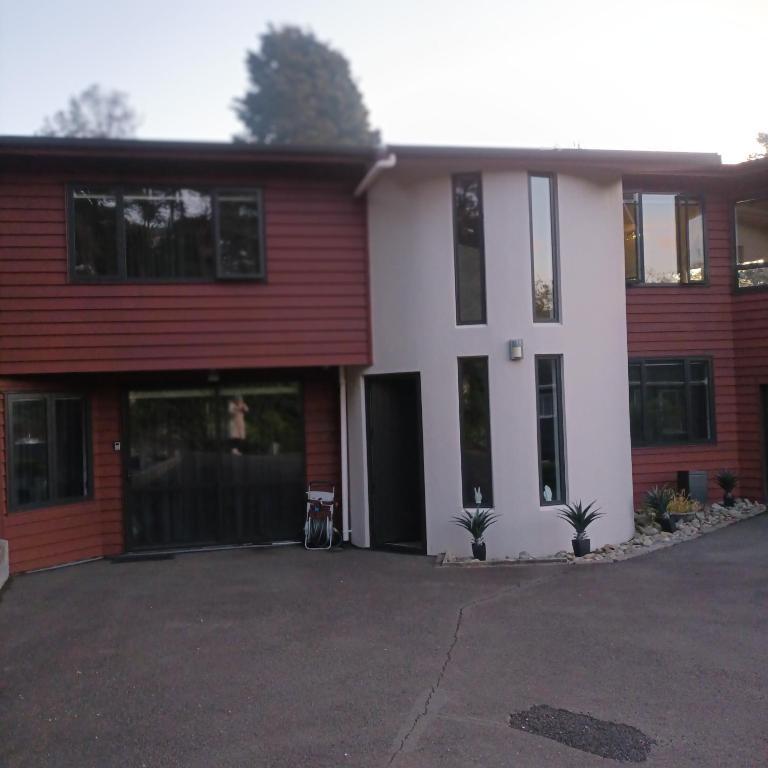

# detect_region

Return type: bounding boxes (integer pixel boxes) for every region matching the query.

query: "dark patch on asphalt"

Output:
[509,704,655,762]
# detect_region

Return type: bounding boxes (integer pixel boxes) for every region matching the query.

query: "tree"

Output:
[234,26,379,146]
[757,133,768,157]
[38,84,139,139]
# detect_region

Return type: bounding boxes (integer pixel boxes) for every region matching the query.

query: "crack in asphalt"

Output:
[386,570,565,766]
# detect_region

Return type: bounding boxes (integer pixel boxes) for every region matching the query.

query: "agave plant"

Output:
[644,485,674,520]
[716,469,737,507]
[452,508,500,543]
[715,469,737,493]
[557,500,603,540]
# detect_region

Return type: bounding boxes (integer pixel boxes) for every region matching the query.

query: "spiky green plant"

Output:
[557,500,604,540]
[644,485,674,520]
[452,508,500,543]
[715,469,737,493]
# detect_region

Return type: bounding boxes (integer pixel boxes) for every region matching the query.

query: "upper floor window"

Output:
[529,174,560,322]
[735,198,768,289]
[452,174,487,325]
[628,358,713,446]
[623,193,705,284]
[70,186,265,282]
[7,394,90,511]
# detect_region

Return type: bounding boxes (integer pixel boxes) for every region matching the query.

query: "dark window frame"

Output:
[67,184,267,284]
[535,355,567,506]
[5,392,92,513]
[623,191,708,287]
[457,356,494,507]
[628,357,716,447]
[733,196,768,292]
[528,172,561,323]
[452,173,488,326]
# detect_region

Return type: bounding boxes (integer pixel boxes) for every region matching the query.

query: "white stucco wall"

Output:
[347,165,635,557]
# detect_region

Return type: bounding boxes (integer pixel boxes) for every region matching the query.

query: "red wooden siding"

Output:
[0,379,123,573]
[625,188,741,504]
[0,169,371,375]
[0,370,341,574]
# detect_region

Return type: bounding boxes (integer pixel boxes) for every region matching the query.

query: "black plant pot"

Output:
[723,492,735,508]
[659,515,676,533]
[471,541,486,561]
[572,538,591,557]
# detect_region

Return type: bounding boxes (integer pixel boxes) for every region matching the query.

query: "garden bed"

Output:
[438,499,765,567]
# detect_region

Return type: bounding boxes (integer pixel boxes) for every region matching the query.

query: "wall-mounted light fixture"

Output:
[508,339,524,361]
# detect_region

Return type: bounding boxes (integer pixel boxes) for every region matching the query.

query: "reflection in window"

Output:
[458,357,493,506]
[623,193,705,284]
[72,189,119,278]
[529,174,559,321]
[8,394,89,510]
[735,198,768,288]
[628,359,713,446]
[71,186,265,281]
[217,191,264,278]
[124,188,214,279]
[536,356,565,504]
[453,174,487,325]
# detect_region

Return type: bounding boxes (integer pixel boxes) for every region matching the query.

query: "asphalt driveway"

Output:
[1,516,767,767]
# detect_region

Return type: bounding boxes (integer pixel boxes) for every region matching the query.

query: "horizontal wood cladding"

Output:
[626,194,743,504]
[0,379,124,573]
[1,369,341,573]
[0,170,371,375]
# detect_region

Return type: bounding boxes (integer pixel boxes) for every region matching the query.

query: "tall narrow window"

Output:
[452,174,487,325]
[623,192,706,284]
[458,357,493,506]
[7,394,89,510]
[536,356,566,504]
[529,174,559,321]
[216,190,265,278]
[735,198,768,288]
[72,188,120,278]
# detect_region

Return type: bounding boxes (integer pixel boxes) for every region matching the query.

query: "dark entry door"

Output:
[125,383,305,550]
[365,374,426,553]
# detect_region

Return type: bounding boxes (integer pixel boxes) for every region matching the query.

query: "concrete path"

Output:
[1,515,767,767]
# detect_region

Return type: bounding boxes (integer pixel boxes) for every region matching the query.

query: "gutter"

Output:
[354,152,397,197]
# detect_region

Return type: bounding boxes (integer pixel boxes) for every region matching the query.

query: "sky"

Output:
[0,0,766,163]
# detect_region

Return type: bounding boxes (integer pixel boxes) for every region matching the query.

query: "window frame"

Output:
[528,172,561,323]
[534,354,567,506]
[733,196,768,292]
[457,355,494,507]
[628,357,716,447]
[623,191,708,287]
[451,172,488,326]
[67,184,267,284]
[5,392,93,513]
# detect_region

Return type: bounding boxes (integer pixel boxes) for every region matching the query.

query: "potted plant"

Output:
[644,485,676,532]
[557,500,603,557]
[452,508,500,561]
[667,491,695,525]
[715,469,737,508]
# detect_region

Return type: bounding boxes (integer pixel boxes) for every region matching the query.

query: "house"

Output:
[0,137,766,572]
[0,137,374,573]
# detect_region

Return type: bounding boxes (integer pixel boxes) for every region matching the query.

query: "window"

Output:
[7,394,89,510]
[70,186,265,281]
[628,359,713,446]
[452,174,487,325]
[623,193,705,284]
[536,356,566,504]
[458,357,493,506]
[529,174,560,321]
[735,198,768,289]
